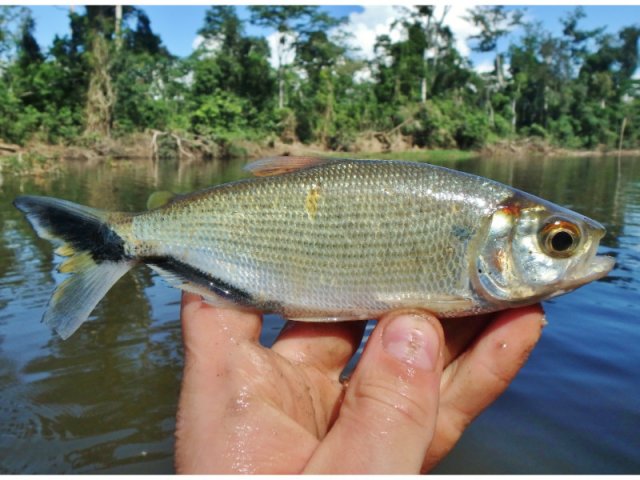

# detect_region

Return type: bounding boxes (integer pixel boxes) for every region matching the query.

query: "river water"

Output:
[0,154,638,473]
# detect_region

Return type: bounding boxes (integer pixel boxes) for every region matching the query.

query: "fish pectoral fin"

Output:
[287,314,372,322]
[422,296,474,313]
[376,293,474,314]
[244,156,334,177]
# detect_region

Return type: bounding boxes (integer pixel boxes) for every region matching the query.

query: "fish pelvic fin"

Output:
[13,195,135,339]
[146,190,181,210]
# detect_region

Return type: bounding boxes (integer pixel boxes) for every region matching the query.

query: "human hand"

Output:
[175,292,544,474]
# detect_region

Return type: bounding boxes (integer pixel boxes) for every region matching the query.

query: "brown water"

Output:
[1,155,639,473]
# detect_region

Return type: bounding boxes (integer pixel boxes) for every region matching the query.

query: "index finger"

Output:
[180,292,264,357]
[422,304,544,471]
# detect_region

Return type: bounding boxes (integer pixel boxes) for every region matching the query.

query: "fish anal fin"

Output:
[149,263,256,311]
[244,156,333,177]
[147,258,257,309]
[181,280,248,310]
[199,290,254,310]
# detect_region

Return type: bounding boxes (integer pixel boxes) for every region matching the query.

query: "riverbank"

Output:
[1,132,638,177]
[480,137,640,158]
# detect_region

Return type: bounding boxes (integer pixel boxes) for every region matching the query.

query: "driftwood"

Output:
[148,129,230,162]
[370,114,417,151]
[0,143,21,154]
[149,129,197,163]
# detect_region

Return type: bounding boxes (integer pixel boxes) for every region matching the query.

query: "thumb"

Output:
[305,310,444,474]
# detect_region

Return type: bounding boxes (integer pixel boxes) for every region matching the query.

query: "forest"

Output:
[0,5,638,159]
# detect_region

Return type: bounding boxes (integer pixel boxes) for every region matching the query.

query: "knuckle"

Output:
[484,362,513,390]
[347,377,434,431]
[447,405,474,440]
[478,352,517,391]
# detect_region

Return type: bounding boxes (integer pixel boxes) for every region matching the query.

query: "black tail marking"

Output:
[13,195,128,263]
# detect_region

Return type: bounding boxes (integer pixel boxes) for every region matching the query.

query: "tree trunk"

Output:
[277,34,287,109]
[115,5,122,50]
[278,72,284,109]
[85,34,115,137]
[320,73,334,146]
[486,87,494,127]
[488,101,495,127]
[495,53,504,88]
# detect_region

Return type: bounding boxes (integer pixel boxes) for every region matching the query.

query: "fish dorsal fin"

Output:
[244,156,333,177]
[146,191,179,210]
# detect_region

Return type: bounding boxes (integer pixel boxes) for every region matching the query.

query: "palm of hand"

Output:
[175,293,543,474]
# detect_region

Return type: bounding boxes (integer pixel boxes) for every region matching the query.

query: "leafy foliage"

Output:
[0,5,638,152]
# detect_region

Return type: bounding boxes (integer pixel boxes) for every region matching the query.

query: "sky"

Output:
[28,4,640,73]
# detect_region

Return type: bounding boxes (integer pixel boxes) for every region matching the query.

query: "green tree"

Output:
[249,6,342,110]
[112,8,174,134]
[466,6,523,128]
[291,18,351,144]
[189,6,274,137]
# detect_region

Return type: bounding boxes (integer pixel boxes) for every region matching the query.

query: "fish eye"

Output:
[539,219,581,258]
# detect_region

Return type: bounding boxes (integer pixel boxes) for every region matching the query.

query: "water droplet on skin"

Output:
[235,386,250,410]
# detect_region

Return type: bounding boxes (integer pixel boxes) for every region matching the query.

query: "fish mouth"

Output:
[576,255,615,282]
[549,255,615,297]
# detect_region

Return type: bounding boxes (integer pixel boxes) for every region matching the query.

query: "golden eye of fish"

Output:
[539,219,581,258]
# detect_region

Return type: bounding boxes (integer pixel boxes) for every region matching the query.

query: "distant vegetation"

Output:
[0,5,638,158]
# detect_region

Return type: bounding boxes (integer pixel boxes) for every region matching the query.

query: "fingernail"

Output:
[382,313,439,371]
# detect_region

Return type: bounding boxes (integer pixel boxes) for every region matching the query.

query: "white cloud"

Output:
[192,34,222,58]
[474,60,495,74]
[440,5,481,58]
[353,66,372,83]
[343,5,405,60]
[192,34,203,51]
[267,31,296,69]
[263,6,406,69]
[342,5,531,80]
[338,5,483,62]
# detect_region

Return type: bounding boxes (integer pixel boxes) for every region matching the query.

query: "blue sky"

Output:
[28,5,640,70]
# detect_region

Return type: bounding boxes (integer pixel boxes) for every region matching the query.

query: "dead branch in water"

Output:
[149,129,199,163]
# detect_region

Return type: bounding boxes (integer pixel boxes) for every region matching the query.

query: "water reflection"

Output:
[1,155,639,473]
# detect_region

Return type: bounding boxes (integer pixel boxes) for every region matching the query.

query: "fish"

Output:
[13,156,615,339]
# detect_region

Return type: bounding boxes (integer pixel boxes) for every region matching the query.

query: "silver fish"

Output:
[14,156,614,339]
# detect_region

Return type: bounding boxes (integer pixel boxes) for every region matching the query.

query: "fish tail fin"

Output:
[13,195,135,339]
